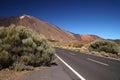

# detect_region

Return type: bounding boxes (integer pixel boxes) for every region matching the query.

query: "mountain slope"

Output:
[0,14,102,42]
[108,39,120,45]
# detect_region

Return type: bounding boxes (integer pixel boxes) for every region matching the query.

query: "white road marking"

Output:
[87,58,109,66]
[107,57,120,61]
[69,52,76,55]
[55,54,86,80]
[84,52,120,62]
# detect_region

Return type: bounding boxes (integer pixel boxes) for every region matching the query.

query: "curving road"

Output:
[55,47,120,80]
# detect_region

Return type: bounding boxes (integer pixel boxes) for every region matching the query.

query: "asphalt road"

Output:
[55,47,120,80]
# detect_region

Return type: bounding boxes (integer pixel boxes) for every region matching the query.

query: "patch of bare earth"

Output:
[0,67,46,80]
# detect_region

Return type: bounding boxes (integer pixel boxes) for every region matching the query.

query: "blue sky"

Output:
[0,0,120,39]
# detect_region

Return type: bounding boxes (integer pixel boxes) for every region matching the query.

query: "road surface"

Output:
[55,47,120,80]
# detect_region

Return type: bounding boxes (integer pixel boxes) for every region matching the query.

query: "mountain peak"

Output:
[19,14,31,19]
[0,15,102,43]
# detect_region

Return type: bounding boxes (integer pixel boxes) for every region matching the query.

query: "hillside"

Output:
[109,39,120,45]
[0,14,102,43]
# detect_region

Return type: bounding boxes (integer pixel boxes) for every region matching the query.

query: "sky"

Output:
[0,0,120,39]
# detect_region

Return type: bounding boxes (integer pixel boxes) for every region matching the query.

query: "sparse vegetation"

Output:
[0,25,56,71]
[88,40,120,54]
[54,40,120,58]
[72,43,84,48]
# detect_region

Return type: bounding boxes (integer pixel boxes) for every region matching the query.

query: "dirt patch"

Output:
[0,69,28,80]
[0,67,46,80]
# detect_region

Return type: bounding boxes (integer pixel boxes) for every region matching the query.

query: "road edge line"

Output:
[55,54,86,80]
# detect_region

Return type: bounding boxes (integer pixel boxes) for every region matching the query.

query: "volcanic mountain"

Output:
[0,14,102,43]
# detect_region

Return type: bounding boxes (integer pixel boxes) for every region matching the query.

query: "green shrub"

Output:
[89,40,119,54]
[72,43,84,48]
[0,50,13,70]
[12,62,26,71]
[11,62,34,71]
[22,37,34,46]
[42,46,56,65]
[0,25,56,71]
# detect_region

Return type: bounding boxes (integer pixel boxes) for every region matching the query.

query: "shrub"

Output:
[42,46,56,65]
[72,43,84,48]
[0,25,56,71]
[11,62,34,71]
[12,62,26,71]
[0,50,13,70]
[89,40,119,54]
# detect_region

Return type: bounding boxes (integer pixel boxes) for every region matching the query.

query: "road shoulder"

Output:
[19,59,72,80]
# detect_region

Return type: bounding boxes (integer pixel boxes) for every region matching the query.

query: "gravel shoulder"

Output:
[19,59,72,80]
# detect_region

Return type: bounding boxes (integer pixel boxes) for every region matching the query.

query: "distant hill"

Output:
[108,39,120,45]
[0,14,102,43]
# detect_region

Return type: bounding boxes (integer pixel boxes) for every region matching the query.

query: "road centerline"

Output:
[87,58,109,66]
[55,54,86,80]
